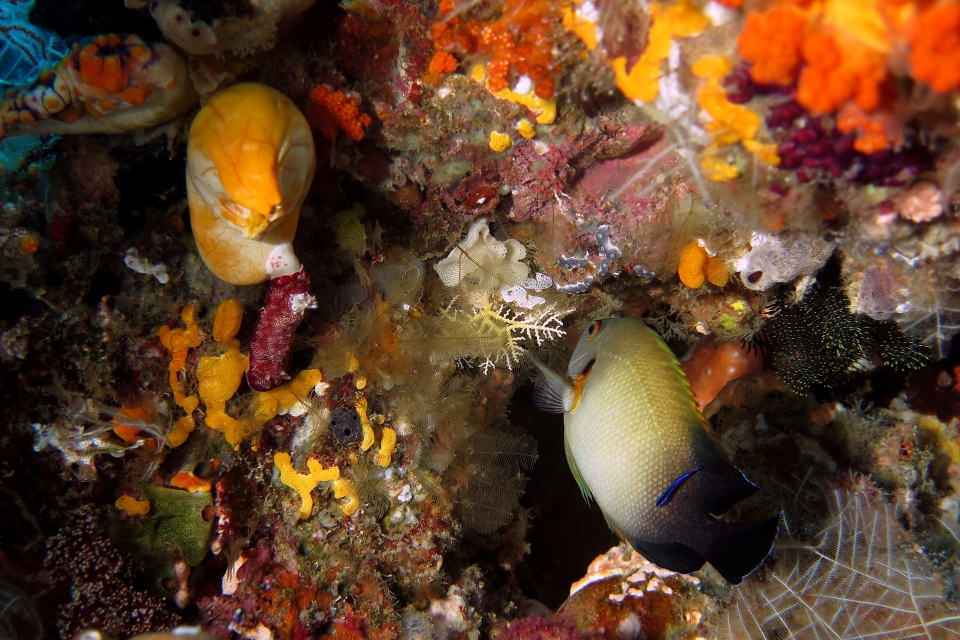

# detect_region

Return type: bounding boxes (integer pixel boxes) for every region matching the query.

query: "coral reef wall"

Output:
[1,0,960,638]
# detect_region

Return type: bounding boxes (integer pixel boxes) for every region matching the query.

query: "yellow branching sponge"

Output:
[115,494,150,517]
[692,55,780,182]
[250,369,323,431]
[197,339,249,446]
[332,478,360,516]
[611,0,708,103]
[274,452,340,519]
[355,396,376,452]
[158,305,203,447]
[376,427,397,467]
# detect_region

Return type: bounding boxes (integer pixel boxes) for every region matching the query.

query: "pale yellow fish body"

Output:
[534,317,777,584]
[565,318,704,542]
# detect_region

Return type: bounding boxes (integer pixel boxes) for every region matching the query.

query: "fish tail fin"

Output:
[700,515,779,584]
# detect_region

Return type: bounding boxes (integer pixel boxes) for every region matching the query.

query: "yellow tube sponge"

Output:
[187,83,316,285]
[355,396,376,452]
[376,427,397,467]
[274,452,340,519]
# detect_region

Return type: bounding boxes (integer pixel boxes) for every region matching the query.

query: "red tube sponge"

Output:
[247,267,315,391]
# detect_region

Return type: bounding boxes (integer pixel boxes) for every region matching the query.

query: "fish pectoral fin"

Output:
[532,358,576,413]
[564,433,593,504]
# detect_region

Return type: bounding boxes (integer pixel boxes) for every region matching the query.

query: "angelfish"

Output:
[533,318,778,584]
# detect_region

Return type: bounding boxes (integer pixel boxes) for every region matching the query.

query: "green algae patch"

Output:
[142,485,213,566]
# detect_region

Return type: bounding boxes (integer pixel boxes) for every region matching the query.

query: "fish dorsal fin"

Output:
[564,431,593,504]
[531,358,576,413]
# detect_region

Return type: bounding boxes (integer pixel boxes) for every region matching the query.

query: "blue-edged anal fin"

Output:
[531,358,578,413]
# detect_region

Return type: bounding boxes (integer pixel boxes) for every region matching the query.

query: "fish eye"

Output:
[586,320,602,339]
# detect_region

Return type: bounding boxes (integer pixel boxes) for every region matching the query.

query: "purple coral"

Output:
[44,506,179,637]
[498,616,583,640]
[766,102,928,186]
[247,267,315,391]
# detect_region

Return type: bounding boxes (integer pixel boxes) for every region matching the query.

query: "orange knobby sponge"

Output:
[907,1,960,93]
[738,5,808,86]
[306,85,371,141]
[796,31,887,114]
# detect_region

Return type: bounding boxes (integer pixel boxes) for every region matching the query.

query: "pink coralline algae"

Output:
[247,267,315,391]
[43,506,180,637]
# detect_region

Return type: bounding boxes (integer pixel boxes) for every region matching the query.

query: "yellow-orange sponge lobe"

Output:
[678,242,707,288]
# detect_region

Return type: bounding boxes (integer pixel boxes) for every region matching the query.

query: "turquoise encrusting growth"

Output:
[534,318,778,584]
[0,0,68,88]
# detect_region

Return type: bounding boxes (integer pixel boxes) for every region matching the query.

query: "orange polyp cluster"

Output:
[72,34,154,113]
[735,0,960,153]
[796,31,887,115]
[158,305,202,447]
[429,51,458,74]
[431,0,564,99]
[306,85,372,141]
[836,102,901,153]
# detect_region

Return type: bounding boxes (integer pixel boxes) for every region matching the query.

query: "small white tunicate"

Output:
[513,75,533,95]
